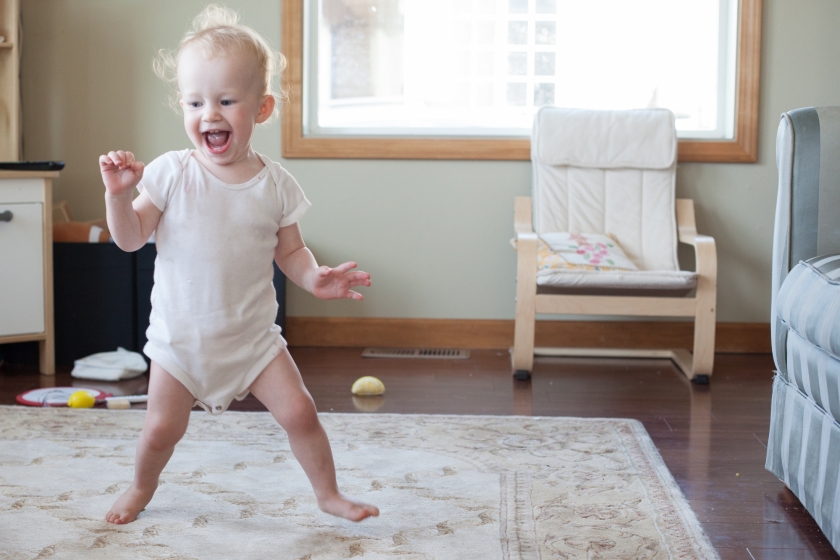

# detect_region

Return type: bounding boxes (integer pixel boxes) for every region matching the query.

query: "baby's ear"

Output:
[256,95,276,124]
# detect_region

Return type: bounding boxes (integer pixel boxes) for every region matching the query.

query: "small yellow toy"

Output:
[67,390,96,408]
[351,376,385,396]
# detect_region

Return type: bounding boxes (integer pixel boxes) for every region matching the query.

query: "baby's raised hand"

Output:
[311,262,371,301]
[100,150,144,197]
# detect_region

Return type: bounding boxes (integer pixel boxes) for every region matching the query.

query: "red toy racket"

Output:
[16,387,111,407]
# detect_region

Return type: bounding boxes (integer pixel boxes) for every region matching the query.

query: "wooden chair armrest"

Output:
[676,198,699,246]
[514,196,534,234]
[692,235,717,279]
[515,233,538,299]
[675,198,717,278]
[514,231,539,251]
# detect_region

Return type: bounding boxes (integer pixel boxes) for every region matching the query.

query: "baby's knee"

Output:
[141,421,185,451]
[277,393,318,433]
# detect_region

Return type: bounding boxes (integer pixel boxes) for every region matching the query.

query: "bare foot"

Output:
[318,493,379,522]
[105,484,155,524]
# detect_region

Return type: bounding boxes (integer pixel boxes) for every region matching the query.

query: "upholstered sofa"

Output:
[766,106,840,552]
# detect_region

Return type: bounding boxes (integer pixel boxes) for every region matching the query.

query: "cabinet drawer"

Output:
[0,179,46,204]
[0,202,45,336]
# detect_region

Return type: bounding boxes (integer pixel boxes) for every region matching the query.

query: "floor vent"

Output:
[362,348,471,360]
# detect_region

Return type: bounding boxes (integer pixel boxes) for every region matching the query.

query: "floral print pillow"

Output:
[537,232,638,271]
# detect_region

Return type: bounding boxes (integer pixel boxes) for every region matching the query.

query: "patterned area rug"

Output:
[0,407,717,559]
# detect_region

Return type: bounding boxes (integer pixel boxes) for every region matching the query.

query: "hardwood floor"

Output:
[1,348,837,559]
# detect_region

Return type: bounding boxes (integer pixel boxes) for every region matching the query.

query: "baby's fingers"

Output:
[115,150,135,169]
[346,290,364,301]
[347,273,371,287]
[105,150,135,170]
[105,151,126,169]
[99,154,118,170]
[333,261,358,274]
[129,160,145,178]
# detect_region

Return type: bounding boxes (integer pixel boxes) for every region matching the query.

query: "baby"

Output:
[99,5,378,525]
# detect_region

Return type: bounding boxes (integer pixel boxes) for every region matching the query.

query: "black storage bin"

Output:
[53,243,286,367]
[53,243,137,366]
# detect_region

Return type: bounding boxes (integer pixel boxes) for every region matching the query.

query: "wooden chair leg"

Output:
[692,304,715,381]
[512,236,538,378]
[512,296,535,377]
[691,238,717,381]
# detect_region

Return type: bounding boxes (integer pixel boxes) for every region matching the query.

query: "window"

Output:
[281,0,761,161]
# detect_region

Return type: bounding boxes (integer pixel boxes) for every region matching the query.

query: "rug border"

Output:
[621,418,721,560]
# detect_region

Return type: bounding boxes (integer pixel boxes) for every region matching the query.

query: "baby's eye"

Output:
[221,100,234,106]
[187,101,202,108]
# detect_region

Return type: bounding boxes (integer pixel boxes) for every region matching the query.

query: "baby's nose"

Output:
[202,106,222,120]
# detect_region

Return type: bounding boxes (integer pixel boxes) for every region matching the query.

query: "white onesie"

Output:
[138,150,310,414]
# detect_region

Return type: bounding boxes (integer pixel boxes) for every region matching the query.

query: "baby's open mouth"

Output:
[203,130,231,154]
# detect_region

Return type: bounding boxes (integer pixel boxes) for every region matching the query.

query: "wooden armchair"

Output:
[511,108,717,383]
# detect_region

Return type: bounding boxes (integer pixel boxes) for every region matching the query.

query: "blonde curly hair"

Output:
[153,4,287,123]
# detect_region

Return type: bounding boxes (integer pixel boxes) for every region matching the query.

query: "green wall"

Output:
[20,0,840,323]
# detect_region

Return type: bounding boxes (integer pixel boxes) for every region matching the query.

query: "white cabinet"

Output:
[0,202,44,336]
[0,171,57,373]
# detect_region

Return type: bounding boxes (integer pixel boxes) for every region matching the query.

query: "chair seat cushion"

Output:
[536,268,697,291]
[777,254,840,360]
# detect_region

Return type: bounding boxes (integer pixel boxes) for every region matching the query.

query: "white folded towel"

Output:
[71,347,148,381]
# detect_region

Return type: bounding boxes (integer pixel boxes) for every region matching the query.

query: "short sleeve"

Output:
[137,151,186,212]
[275,165,311,228]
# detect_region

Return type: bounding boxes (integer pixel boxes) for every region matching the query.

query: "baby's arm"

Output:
[100,150,162,252]
[274,223,371,300]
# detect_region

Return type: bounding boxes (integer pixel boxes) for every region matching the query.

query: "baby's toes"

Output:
[106,510,125,524]
[353,504,379,521]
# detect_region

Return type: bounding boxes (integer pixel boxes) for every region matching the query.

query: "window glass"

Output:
[307,0,738,139]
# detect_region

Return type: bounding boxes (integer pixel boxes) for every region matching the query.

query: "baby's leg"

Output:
[106,361,195,524]
[249,349,379,522]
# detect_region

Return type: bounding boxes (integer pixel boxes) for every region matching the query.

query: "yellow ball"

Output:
[351,376,385,396]
[67,390,95,408]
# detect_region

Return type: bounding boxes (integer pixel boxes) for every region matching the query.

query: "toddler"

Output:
[100,5,378,525]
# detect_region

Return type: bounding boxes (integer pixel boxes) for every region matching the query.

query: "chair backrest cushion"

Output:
[531,107,679,271]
